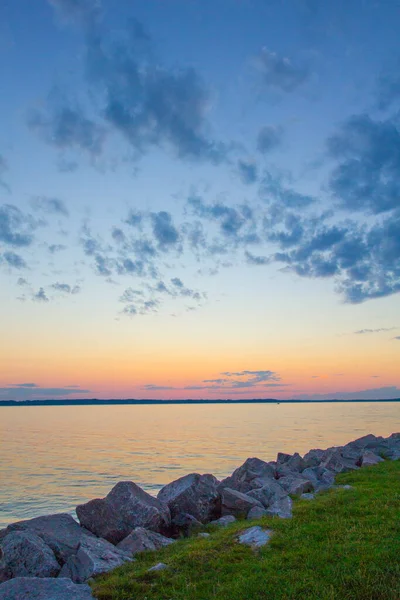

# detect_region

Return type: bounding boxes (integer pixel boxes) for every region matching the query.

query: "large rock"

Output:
[247,506,268,520]
[117,527,175,556]
[237,526,272,548]
[345,434,383,450]
[247,480,288,508]
[302,467,335,491]
[209,515,236,527]
[157,474,220,523]
[278,474,313,496]
[59,535,131,584]
[302,449,325,469]
[286,453,306,472]
[0,514,92,564]
[0,577,94,599]
[76,481,171,544]
[320,449,359,474]
[265,496,293,519]
[218,458,275,494]
[220,488,263,518]
[359,451,384,467]
[170,513,202,538]
[0,531,60,581]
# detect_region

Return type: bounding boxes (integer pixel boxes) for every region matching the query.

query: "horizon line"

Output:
[1,398,400,406]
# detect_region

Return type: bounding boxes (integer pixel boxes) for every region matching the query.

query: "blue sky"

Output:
[1,0,400,401]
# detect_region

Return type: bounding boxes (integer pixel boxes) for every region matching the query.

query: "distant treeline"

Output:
[0,398,399,407]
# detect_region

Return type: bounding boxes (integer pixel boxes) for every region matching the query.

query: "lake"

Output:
[0,402,399,528]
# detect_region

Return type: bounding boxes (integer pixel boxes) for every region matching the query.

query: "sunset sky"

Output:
[1,0,399,401]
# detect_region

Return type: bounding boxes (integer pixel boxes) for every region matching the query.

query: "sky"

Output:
[1,0,400,402]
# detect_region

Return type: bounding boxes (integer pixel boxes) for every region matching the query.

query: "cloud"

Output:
[17,277,28,286]
[2,252,27,269]
[47,0,102,26]
[260,171,316,207]
[327,113,400,214]
[257,125,283,154]
[31,196,69,217]
[0,383,91,401]
[245,251,270,266]
[48,244,67,254]
[376,60,400,110]
[256,48,309,93]
[142,384,175,391]
[393,336,400,340]
[0,204,35,247]
[33,288,49,303]
[51,282,81,294]
[237,160,258,185]
[151,211,180,250]
[354,327,396,334]
[201,369,280,389]
[0,154,10,193]
[295,386,400,401]
[28,98,105,158]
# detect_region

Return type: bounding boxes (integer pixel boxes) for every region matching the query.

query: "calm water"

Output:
[0,402,399,528]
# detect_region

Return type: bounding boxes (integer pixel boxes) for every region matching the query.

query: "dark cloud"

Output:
[0,204,35,247]
[393,336,400,340]
[257,125,284,154]
[119,288,143,303]
[17,277,28,286]
[2,252,27,269]
[237,160,258,185]
[354,327,396,335]
[0,383,91,401]
[142,384,175,391]
[125,210,143,229]
[257,48,309,93]
[48,244,67,254]
[33,288,49,303]
[28,99,105,157]
[51,282,81,294]
[327,113,400,214]
[151,211,180,250]
[245,251,270,266]
[200,369,280,389]
[31,196,69,217]
[260,172,316,207]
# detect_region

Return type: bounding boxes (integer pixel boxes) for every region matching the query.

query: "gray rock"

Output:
[275,463,295,479]
[300,493,315,500]
[276,452,292,464]
[59,535,131,583]
[320,449,359,474]
[302,449,325,469]
[247,480,288,508]
[360,451,384,467]
[209,515,236,527]
[220,488,263,518]
[346,434,383,450]
[286,453,306,472]
[237,526,272,548]
[157,473,220,524]
[148,562,168,572]
[117,527,174,556]
[0,514,92,565]
[302,467,335,491]
[197,533,211,539]
[170,513,201,538]
[0,531,60,581]
[76,481,171,544]
[247,506,268,520]
[218,458,275,494]
[278,474,313,496]
[0,577,94,600]
[265,496,293,519]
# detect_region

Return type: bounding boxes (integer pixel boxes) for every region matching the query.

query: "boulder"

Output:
[360,451,384,467]
[221,488,263,518]
[300,493,315,501]
[278,474,313,496]
[0,577,94,600]
[345,434,383,450]
[59,535,131,584]
[286,453,306,472]
[76,481,171,544]
[302,467,335,491]
[265,496,292,519]
[218,458,275,494]
[0,514,92,565]
[170,513,202,538]
[247,480,288,508]
[117,527,174,556]
[209,515,236,527]
[276,452,291,464]
[237,526,272,548]
[302,449,325,469]
[148,562,168,572]
[320,449,359,474]
[247,506,268,520]
[157,474,220,523]
[0,531,60,581]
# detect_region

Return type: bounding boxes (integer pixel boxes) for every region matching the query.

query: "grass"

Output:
[92,460,400,600]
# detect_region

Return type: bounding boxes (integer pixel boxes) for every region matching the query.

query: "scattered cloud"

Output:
[0,204,35,247]
[257,125,284,154]
[51,282,81,294]
[0,383,91,401]
[237,160,258,185]
[31,196,69,217]
[1,252,27,269]
[256,48,310,93]
[0,154,10,193]
[142,384,175,391]
[47,0,102,27]
[354,327,397,334]
[33,288,49,303]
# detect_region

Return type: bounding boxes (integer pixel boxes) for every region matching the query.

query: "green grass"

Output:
[92,460,400,600]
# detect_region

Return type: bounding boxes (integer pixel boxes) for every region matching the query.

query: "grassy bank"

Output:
[93,460,400,600]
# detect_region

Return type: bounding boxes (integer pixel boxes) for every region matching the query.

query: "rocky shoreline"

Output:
[0,432,399,599]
